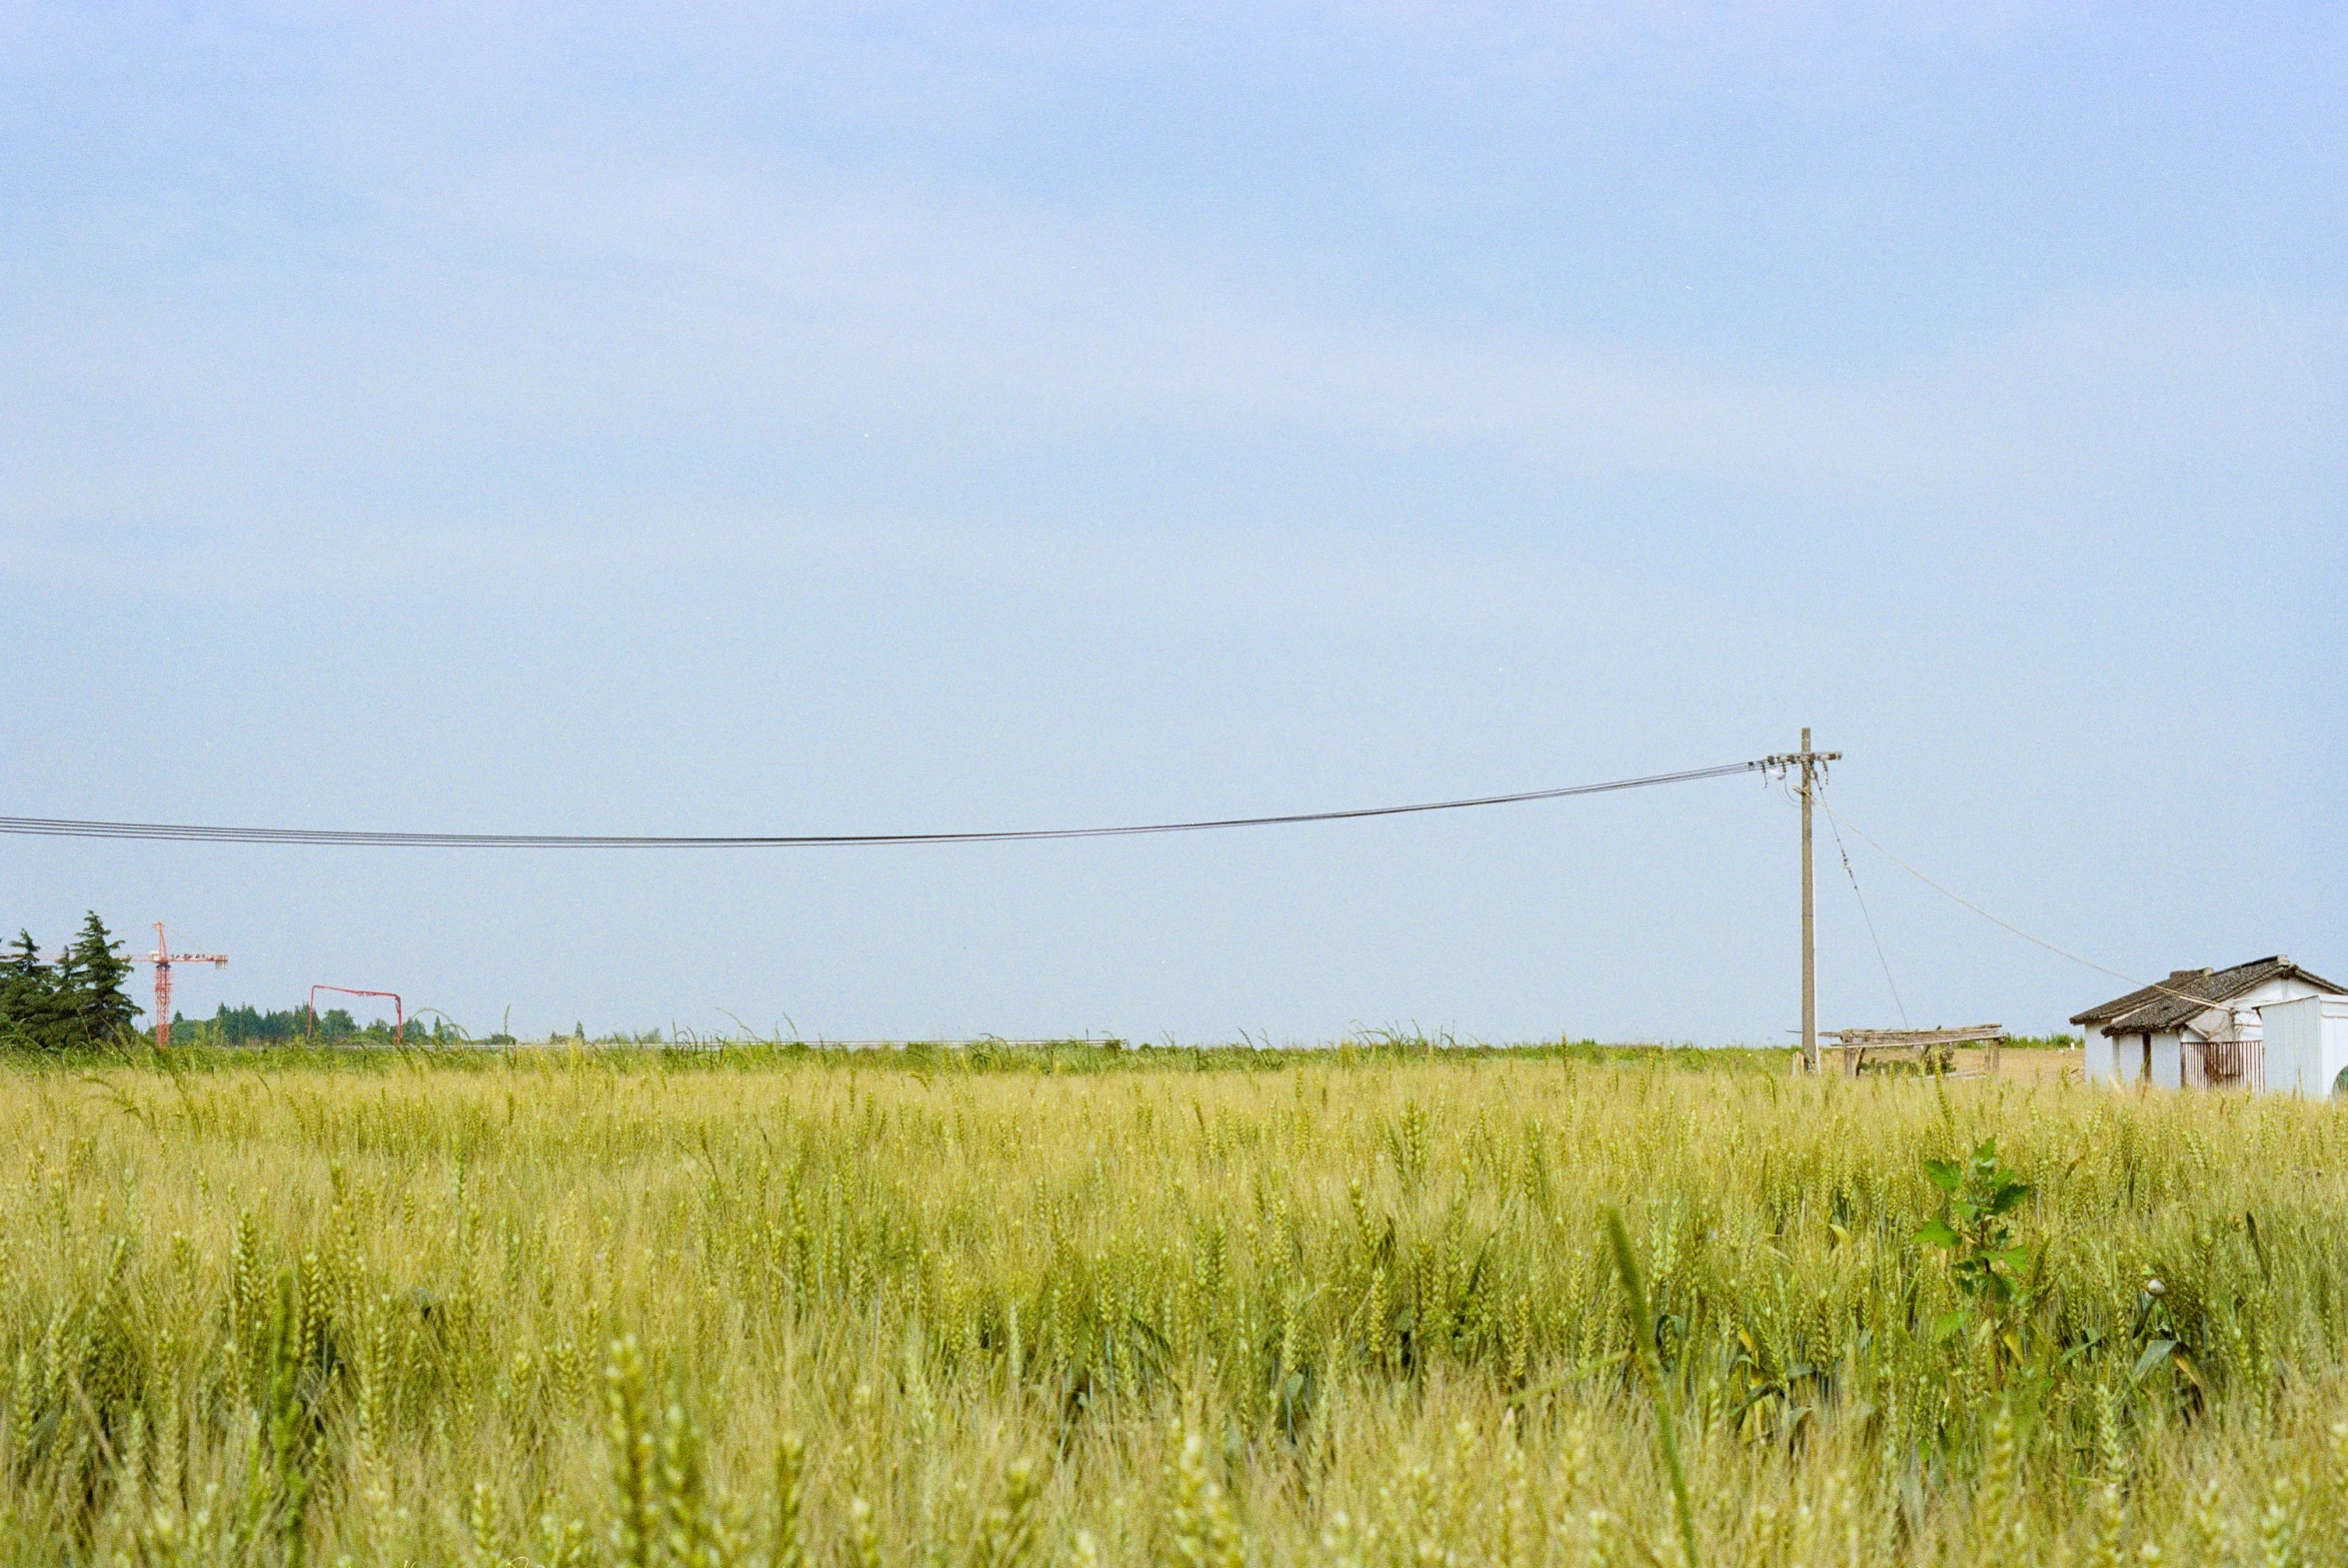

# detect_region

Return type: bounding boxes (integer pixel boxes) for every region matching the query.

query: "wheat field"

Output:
[5,1044,2348,1567]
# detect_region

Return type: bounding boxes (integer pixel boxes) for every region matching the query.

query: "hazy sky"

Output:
[3,2,2341,1043]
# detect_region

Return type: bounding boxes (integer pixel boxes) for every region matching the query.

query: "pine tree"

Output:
[0,930,49,1051]
[57,913,140,1048]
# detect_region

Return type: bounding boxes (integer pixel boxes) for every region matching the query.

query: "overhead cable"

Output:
[1814,793,2246,1019]
[1821,794,1907,1025]
[0,759,1768,849]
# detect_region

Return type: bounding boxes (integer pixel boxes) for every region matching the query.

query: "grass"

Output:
[3,1043,2346,1565]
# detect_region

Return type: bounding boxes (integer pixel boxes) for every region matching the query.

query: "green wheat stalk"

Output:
[1604,1205,1699,1568]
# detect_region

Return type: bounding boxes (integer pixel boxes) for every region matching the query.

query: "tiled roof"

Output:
[2069,957,2346,1036]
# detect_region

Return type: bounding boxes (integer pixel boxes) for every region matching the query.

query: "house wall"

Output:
[2085,1033,2115,1083]
[2150,1032,2182,1089]
[2086,1030,2161,1086]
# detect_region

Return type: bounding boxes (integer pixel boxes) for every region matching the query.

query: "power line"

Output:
[1813,793,2246,1020]
[1821,791,1907,1025]
[0,759,1768,849]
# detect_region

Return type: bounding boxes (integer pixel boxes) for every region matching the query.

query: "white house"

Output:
[2074,956,2345,1091]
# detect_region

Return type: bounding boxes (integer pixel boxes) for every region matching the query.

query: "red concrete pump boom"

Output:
[307,984,404,1046]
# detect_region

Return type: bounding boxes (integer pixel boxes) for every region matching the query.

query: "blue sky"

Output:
[3,2,2341,1042]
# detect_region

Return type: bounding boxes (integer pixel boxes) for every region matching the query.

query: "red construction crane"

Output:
[140,922,227,1050]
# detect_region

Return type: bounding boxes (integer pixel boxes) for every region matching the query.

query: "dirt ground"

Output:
[1967,1045,2078,1082]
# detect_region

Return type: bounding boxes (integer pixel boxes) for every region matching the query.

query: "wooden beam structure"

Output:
[1824,1024,2006,1079]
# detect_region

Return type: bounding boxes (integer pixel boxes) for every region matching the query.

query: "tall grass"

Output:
[3,1047,2347,1565]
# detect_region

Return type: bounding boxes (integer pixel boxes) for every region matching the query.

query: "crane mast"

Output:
[142,922,227,1050]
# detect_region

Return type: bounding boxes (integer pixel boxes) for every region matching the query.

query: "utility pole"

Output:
[1766,731,1841,1073]
[1800,728,1816,1074]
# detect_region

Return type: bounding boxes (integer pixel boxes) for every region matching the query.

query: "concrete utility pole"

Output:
[1800,729,1816,1075]
[1764,730,1839,1074]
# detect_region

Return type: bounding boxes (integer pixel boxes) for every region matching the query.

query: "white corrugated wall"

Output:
[2260,996,2348,1098]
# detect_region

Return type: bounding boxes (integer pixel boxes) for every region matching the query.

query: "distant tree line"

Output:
[2,912,458,1051]
[164,1003,457,1046]
[0,914,140,1053]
